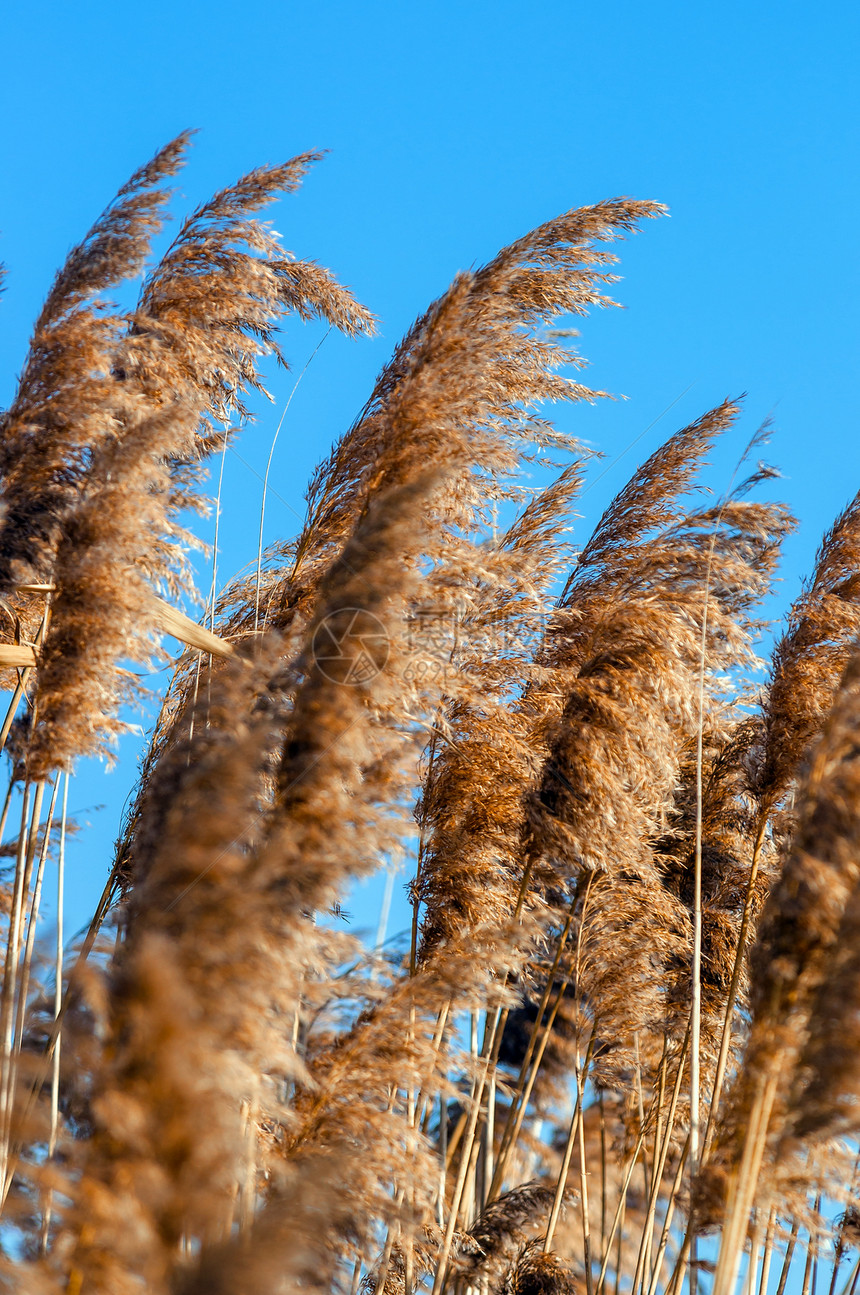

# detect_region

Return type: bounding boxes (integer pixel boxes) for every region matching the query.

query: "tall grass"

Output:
[0,135,858,1295]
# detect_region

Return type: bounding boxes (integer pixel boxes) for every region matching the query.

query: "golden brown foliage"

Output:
[1,135,859,1295]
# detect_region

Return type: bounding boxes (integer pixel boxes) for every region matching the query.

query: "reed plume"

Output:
[708,649,860,1295]
[28,646,293,1294]
[20,149,372,778]
[2,133,860,1295]
[757,488,860,810]
[0,134,191,595]
[524,408,789,1090]
[731,648,860,1130]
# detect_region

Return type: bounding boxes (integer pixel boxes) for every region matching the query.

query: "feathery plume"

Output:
[129,151,375,450]
[45,645,294,1295]
[709,649,860,1295]
[757,488,860,809]
[0,134,191,593]
[20,146,373,777]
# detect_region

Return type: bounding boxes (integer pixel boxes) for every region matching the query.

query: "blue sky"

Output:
[1,0,858,937]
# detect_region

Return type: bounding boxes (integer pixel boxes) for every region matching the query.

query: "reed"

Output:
[0,135,857,1295]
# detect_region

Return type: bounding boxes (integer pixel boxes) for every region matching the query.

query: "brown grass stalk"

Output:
[3,136,860,1295]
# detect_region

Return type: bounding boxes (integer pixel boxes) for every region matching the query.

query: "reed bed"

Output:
[0,135,858,1295]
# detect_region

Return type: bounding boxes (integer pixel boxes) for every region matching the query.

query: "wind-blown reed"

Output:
[0,135,857,1295]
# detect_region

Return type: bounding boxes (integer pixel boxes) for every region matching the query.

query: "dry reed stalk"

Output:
[644,1136,690,1295]
[419,398,787,1289]
[490,903,580,1196]
[0,780,46,1193]
[5,137,860,1295]
[23,148,372,780]
[102,222,657,1274]
[38,770,68,1253]
[710,650,860,1295]
[0,136,191,595]
[782,831,860,1143]
[523,408,790,1113]
[0,603,50,756]
[686,485,860,1201]
[37,645,296,1294]
[218,197,659,648]
[757,488,860,812]
[188,202,667,1291]
[10,775,61,1066]
[156,254,556,1288]
[544,1033,595,1264]
[415,462,586,962]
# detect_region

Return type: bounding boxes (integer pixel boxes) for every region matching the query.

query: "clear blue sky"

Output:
[1,0,858,937]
